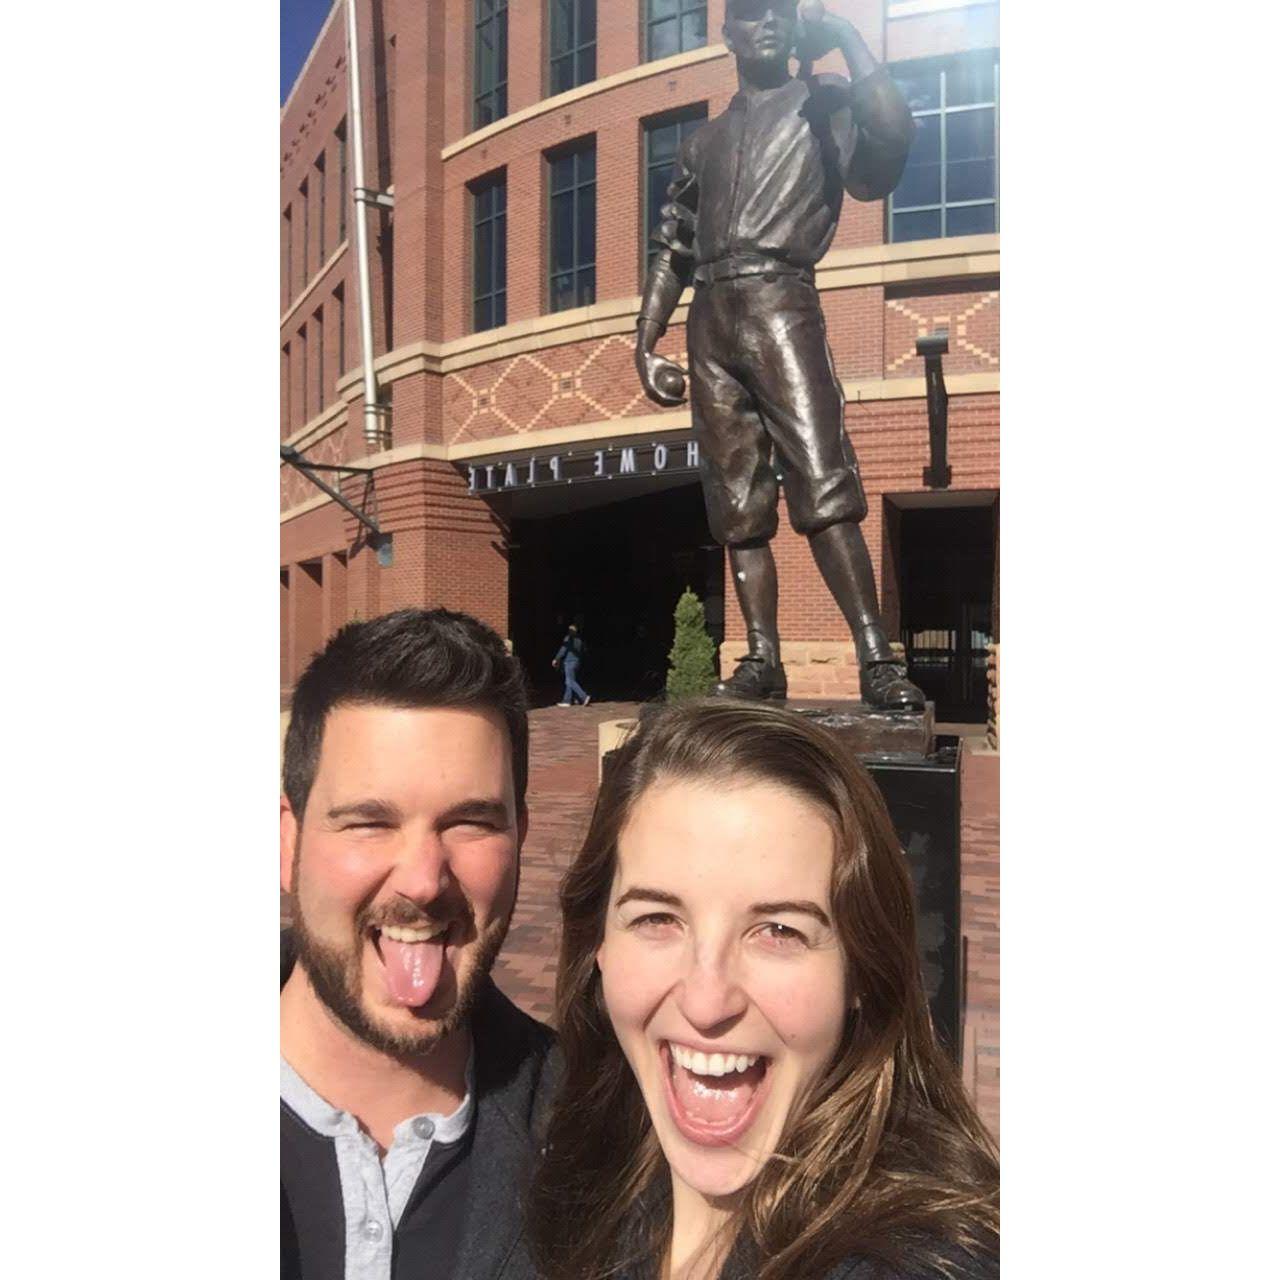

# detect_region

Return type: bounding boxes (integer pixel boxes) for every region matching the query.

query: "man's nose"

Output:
[674,945,749,1033]
[387,831,452,904]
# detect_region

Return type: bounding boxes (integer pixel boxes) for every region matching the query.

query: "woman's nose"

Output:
[674,949,749,1033]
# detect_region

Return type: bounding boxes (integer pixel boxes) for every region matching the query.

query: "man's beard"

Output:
[293,891,512,1059]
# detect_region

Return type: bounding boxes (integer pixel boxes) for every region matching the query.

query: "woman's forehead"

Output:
[615,776,836,901]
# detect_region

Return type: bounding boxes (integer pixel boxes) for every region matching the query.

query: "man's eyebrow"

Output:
[325,799,402,823]
[751,900,832,928]
[438,798,513,826]
[615,886,684,910]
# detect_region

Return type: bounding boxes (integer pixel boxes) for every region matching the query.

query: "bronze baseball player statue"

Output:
[635,0,925,710]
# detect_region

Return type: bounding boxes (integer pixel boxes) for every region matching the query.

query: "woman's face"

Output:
[597,775,849,1200]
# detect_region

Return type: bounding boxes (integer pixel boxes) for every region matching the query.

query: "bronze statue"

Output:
[635,0,925,710]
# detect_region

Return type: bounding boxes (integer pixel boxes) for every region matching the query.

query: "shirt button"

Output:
[413,1117,435,1140]
[363,1219,383,1242]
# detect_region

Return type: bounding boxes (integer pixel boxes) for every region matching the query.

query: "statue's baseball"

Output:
[654,363,686,401]
[799,0,826,23]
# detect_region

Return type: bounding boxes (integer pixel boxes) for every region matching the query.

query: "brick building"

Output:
[280,0,1000,713]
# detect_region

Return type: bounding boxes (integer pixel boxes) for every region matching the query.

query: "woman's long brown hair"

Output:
[527,701,998,1280]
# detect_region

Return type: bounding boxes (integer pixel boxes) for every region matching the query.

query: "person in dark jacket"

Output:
[280,608,558,1280]
[551,623,591,707]
[529,701,999,1280]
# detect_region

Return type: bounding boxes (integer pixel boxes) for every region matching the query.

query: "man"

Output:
[550,623,590,707]
[634,0,926,710]
[280,608,555,1280]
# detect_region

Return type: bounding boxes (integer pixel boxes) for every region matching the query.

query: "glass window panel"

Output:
[551,0,572,51]
[551,273,574,312]
[893,208,942,242]
[650,17,679,59]
[893,66,940,113]
[946,158,995,204]
[945,57,995,107]
[580,0,596,42]
[649,121,678,162]
[494,290,506,327]
[475,297,491,332]
[945,203,996,236]
[946,108,994,162]
[648,165,671,231]
[550,153,574,194]
[579,266,595,308]
[494,214,506,285]
[578,45,595,84]
[476,222,494,293]
[578,146,595,183]
[578,183,596,264]
[650,0,679,19]
[551,192,575,270]
[681,10,707,51]
[551,55,573,95]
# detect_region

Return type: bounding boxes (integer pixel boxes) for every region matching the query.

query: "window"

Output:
[642,106,707,273]
[336,120,348,242]
[549,0,596,95]
[646,0,706,62]
[474,0,508,128]
[889,51,999,242]
[334,284,346,374]
[282,343,291,432]
[283,206,293,304]
[472,171,507,332]
[315,153,326,263]
[548,141,595,313]
[314,308,325,411]
[298,325,308,423]
[300,178,310,288]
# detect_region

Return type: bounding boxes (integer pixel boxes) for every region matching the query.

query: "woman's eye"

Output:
[755,922,809,950]
[628,912,680,935]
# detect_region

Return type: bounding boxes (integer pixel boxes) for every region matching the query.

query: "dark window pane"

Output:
[945,203,996,236]
[550,153,574,193]
[494,290,506,327]
[550,273,574,312]
[946,108,995,162]
[475,297,490,331]
[895,114,941,207]
[578,183,596,264]
[893,66,940,113]
[648,165,671,231]
[494,214,506,285]
[893,208,941,242]
[551,54,572,94]
[650,0,679,19]
[578,147,595,182]
[579,266,595,308]
[551,0,572,51]
[581,0,596,43]
[649,121,678,162]
[946,159,995,204]
[476,222,493,293]
[681,10,707,51]
[579,44,595,84]
[946,57,996,106]
[650,17,679,59]
[551,192,575,271]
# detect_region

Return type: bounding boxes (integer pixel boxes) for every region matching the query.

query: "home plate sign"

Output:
[462,434,700,495]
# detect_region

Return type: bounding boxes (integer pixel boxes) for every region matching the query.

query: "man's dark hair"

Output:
[282,608,529,820]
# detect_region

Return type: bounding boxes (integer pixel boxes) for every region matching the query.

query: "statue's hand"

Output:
[635,347,688,407]
[795,1,855,64]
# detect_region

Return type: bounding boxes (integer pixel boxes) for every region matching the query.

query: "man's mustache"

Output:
[361,891,473,932]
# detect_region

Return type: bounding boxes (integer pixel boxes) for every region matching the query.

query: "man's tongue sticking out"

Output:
[378,935,447,1008]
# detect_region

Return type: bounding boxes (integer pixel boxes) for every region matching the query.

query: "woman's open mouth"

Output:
[368,922,452,1009]
[660,1039,772,1147]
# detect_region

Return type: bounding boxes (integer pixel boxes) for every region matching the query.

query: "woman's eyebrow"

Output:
[615,886,683,909]
[750,900,832,928]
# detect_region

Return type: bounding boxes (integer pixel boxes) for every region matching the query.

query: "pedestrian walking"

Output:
[551,624,591,707]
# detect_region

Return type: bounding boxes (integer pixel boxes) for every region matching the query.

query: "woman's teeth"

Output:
[669,1043,760,1077]
[380,923,448,944]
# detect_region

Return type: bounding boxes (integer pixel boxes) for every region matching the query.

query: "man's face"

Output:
[281,703,524,1057]
[724,1,798,65]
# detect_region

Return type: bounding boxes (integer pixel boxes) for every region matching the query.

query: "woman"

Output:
[529,701,998,1280]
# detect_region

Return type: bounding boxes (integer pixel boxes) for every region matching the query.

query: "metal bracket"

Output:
[917,330,952,490]
[280,444,383,538]
[354,186,394,210]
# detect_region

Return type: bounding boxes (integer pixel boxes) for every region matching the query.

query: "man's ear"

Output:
[281,796,300,894]
[516,804,530,850]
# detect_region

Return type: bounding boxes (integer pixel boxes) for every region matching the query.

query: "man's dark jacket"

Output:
[280,933,560,1280]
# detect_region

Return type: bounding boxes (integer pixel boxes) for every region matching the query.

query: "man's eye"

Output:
[345,821,390,831]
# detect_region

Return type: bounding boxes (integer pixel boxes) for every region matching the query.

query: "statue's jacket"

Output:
[653,66,914,271]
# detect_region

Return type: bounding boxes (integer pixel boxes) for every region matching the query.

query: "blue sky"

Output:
[281,0,337,106]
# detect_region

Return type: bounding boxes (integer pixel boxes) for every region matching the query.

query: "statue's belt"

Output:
[693,256,815,286]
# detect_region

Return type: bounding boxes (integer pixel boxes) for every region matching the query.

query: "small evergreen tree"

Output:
[665,587,718,700]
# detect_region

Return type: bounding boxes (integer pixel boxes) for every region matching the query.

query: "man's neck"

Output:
[735,55,793,95]
[280,964,472,1152]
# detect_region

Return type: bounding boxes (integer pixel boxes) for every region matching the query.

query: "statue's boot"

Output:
[715,542,787,702]
[809,522,926,712]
